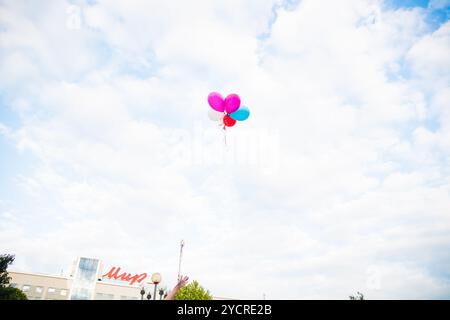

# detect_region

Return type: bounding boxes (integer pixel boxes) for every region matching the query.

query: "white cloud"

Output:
[0,0,449,299]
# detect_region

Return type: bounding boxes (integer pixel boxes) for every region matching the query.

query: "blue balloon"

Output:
[229,105,250,121]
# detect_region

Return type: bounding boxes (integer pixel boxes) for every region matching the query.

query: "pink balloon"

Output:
[224,94,241,114]
[208,92,225,112]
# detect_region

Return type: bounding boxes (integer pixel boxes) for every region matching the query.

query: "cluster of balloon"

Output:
[207,92,250,130]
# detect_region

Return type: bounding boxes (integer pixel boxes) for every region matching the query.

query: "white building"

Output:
[9,257,162,300]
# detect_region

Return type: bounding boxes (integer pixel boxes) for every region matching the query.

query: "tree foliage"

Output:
[349,292,365,300]
[0,254,28,300]
[0,254,14,288]
[175,280,212,300]
[0,287,28,300]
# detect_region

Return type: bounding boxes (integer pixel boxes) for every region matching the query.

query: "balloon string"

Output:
[223,125,227,146]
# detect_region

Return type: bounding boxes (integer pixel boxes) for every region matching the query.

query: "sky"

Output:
[0,0,449,299]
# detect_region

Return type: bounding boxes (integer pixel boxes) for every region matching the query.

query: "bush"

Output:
[0,287,28,300]
[175,280,212,300]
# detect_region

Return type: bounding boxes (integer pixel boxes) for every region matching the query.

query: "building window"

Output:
[95,293,114,300]
[9,283,18,288]
[48,288,56,294]
[60,290,67,296]
[35,287,43,293]
[22,285,30,292]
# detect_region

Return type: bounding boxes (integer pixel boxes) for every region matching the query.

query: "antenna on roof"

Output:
[177,240,185,281]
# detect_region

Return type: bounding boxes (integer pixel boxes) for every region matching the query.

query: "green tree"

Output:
[0,254,27,300]
[0,254,14,287]
[174,280,212,300]
[0,287,28,300]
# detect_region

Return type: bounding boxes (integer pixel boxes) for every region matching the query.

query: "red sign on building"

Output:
[102,266,148,286]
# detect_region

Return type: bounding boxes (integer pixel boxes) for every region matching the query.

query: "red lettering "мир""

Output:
[102,266,147,286]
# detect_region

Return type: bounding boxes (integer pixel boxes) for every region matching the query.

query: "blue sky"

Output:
[388,0,450,29]
[0,97,31,201]
[1,0,450,299]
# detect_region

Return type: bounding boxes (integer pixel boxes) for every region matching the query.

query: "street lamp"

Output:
[158,288,165,300]
[151,273,161,301]
[140,287,151,300]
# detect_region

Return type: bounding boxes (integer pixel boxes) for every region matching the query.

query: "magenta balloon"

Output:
[224,94,241,114]
[208,92,225,112]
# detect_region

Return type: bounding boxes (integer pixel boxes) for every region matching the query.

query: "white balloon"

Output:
[208,109,224,121]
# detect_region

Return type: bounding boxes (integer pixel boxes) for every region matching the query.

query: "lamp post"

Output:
[158,288,165,300]
[140,287,151,300]
[151,273,161,301]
